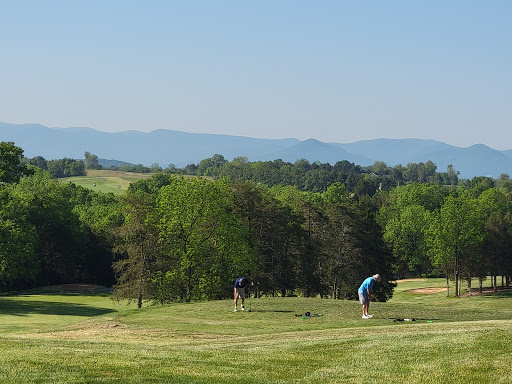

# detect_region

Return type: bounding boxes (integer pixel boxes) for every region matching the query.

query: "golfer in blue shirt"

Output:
[358,274,381,319]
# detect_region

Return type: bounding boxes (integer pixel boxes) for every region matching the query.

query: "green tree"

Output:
[217,156,253,182]
[323,198,393,301]
[0,141,33,183]
[446,164,459,185]
[468,176,495,197]
[128,173,175,196]
[84,152,101,170]
[28,156,48,170]
[477,188,511,291]
[112,192,159,308]
[135,164,150,173]
[403,163,420,183]
[422,160,438,183]
[150,163,163,173]
[384,205,432,277]
[496,173,512,193]
[231,181,304,297]
[323,182,349,204]
[372,161,388,176]
[390,164,405,184]
[353,173,379,197]
[303,168,333,192]
[271,185,323,296]
[67,159,86,176]
[165,163,179,173]
[196,154,227,176]
[425,211,452,295]
[47,158,85,178]
[16,169,88,286]
[428,191,485,296]
[157,177,252,302]
[250,161,282,187]
[378,183,448,227]
[0,185,39,289]
[73,188,122,286]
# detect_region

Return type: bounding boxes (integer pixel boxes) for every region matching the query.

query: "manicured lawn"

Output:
[0,280,511,383]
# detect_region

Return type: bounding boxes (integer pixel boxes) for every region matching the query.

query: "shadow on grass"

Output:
[0,299,115,317]
[482,289,512,299]
[21,291,113,298]
[250,310,294,313]
[5,284,113,297]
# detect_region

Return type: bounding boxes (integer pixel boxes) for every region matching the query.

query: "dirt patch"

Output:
[396,278,427,283]
[407,286,511,296]
[407,287,447,294]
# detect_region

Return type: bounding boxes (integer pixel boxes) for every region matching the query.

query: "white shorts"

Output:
[235,287,245,299]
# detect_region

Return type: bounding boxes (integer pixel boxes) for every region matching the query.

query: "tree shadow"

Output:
[26,291,113,298]
[482,289,512,299]
[250,310,294,313]
[7,284,112,297]
[0,299,115,317]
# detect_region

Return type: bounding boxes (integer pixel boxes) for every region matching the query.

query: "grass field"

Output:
[1,279,511,383]
[60,170,154,195]
[61,170,209,195]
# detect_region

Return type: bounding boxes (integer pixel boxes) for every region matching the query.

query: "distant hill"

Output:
[334,138,455,165]
[98,158,135,169]
[261,138,373,166]
[0,122,298,168]
[1,121,511,179]
[337,139,512,179]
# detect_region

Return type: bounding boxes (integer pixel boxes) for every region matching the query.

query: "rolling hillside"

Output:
[61,170,153,194]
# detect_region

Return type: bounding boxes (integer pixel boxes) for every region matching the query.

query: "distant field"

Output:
[0,278,511,383]
[60,170,208,194]
[60,170,156,194]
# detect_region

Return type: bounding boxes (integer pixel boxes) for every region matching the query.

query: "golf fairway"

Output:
[0,278,511,383]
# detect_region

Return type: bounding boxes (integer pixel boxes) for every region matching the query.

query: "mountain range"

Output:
[1,121,512,179]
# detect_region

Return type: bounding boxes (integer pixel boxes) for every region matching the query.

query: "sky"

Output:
[1,1,511,149]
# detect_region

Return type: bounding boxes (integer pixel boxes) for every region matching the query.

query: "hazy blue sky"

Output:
[1,1,511,149]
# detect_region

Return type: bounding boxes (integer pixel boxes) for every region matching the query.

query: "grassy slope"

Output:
[0,280,511,383]
[60,170,154,195]
[60,170,210,195]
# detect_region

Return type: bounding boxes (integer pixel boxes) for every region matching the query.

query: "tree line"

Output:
[379,181,512,296]
[129,154,464,193]
[1,142,394,304]
[2,141,512,305]
[192,155,463,193]
[22,150,464,193]
[117,175,395,306]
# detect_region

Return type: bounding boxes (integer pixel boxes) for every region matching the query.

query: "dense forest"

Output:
[2,142,512,306]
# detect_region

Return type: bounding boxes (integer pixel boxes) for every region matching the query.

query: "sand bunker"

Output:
[407,287,447,294]
[408,286,510,295]
[396,278,427,283]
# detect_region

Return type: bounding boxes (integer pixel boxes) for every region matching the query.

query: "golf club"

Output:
[248,281,254,312]
[372,301,386,319]
[373,302,420,322]
[372,302,404,321]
